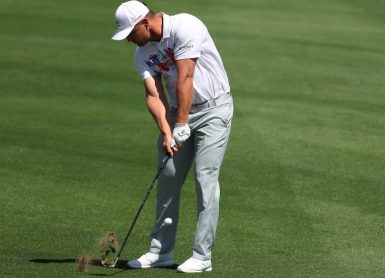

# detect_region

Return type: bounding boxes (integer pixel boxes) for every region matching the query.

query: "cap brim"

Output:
[111,27,134,41]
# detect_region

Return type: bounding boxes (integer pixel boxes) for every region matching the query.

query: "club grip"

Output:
[160,155,170,169]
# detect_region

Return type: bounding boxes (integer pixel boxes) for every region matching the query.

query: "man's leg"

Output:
[192,106,232,260]
[127,134,194,269]
[178,98,233,273]
[149,134,195,254]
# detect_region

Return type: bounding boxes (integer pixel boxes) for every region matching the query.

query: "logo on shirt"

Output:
[144,48,175,75]
[164,48,176,65]
[178,44,194,51]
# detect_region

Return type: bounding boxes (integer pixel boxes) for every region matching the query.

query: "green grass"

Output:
[1,0,385,277]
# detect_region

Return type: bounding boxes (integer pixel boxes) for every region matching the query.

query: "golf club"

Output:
[101,155,170,268]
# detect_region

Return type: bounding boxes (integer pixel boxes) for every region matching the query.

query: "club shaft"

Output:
[116,155,170,258]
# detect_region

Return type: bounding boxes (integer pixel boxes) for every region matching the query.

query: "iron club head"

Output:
[101,257,119,268]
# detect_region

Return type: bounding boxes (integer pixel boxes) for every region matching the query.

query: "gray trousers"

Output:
[149,93,233,261]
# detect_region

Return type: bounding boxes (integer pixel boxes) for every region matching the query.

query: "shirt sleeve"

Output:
[134,48,160,80]
[172,14,203,60]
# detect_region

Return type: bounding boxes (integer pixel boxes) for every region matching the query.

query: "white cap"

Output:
[112,1,149,40]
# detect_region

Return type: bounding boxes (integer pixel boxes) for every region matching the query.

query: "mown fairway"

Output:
[1,0,384,277]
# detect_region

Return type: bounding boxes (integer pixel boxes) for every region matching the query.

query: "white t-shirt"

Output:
[134,13,230,107]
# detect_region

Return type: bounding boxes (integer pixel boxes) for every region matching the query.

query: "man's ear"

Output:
[141,18,150,29]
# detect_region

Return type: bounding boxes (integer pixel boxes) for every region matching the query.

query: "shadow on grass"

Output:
[29,258,178,276]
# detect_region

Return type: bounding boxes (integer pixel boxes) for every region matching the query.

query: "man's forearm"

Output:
[146,95,172,137]
[176,76,193,124]
[143,76,172,138]
[175,58,197,124]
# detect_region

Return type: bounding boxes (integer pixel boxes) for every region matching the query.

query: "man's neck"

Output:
[150,13,163,42]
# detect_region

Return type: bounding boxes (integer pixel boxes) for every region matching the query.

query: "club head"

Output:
[101,257,118,268]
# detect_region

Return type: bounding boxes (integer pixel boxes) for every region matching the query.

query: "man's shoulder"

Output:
[172,13,196,20]
[171,13,204,29]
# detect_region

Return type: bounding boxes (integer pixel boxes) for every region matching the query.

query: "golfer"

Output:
[112,1,233,273]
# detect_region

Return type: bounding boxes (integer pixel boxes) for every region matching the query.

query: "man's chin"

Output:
[136,41,149,47]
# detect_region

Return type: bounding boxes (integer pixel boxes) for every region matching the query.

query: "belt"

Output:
[189,93,232,114]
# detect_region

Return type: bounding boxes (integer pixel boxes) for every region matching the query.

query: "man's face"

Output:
[126,20,150,47]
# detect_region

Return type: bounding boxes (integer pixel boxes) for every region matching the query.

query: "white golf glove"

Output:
[173,123,191,146]
[170,138,176,148]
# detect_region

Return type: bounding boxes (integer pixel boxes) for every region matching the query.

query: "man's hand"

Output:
[173,123,191,146]
[163,135,179,157]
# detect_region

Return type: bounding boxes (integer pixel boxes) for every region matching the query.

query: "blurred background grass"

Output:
[0,0,384,277]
